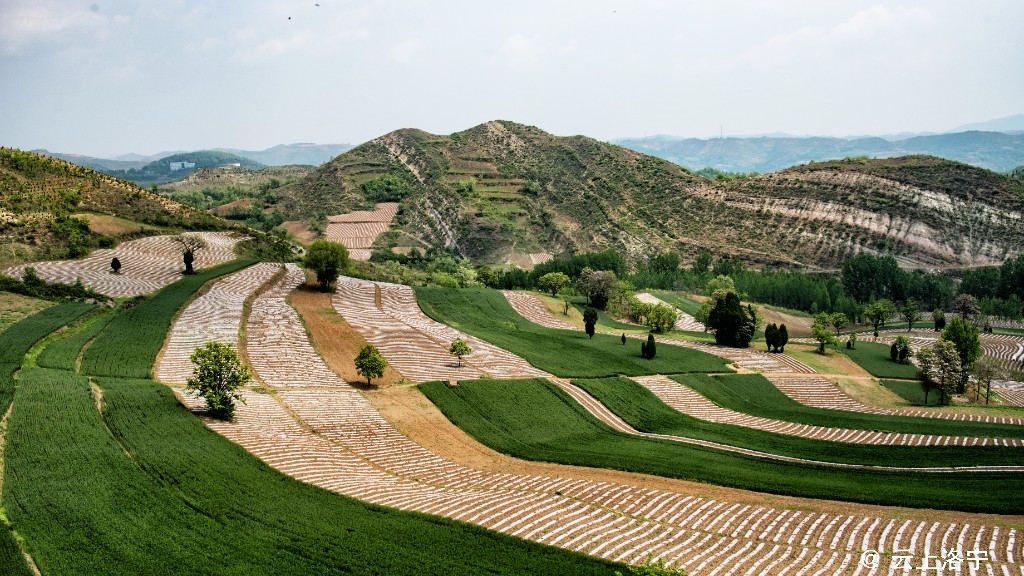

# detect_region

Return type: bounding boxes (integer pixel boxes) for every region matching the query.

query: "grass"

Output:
[650,291,702,316]
[573,377,1019,467]
[881,379,945,406]
[80,259,255,378]
[0,293,54,332]
[840,342,920,379]
[1,260,623,576]
[415,287,731,377]
[420,378,1024,514]
[35,308,116,371]
[675,373,1024,438]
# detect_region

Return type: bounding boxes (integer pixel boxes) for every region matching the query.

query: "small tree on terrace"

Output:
[449,338,472,367]
[558,286,577,315]
[583,307,598,339]
[890,335,912,364]
[111,257,121,274]
[172,234,207,275]
[640,334,657,359]
[863,299,896,336]
[354,344,387,386]
[186,342,249,420]
[764,323,779,352]
[811,313,839,354]
[932,308,946,331]
[647,304,677,333]
[777,324,789,353]
[972,355,1006,404]
[900,301,921,331]
[942,316,981,392]
[830,312,849,336]
[952,294,980,323]
[304,240,349,291]
[538,272,570,297]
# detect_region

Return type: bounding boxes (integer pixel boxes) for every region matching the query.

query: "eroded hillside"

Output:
[268,123,1024,269]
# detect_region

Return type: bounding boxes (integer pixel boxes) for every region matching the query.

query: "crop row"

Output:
[677,373,1024,438]
[79,258,255,378]
[421,378,1024,513]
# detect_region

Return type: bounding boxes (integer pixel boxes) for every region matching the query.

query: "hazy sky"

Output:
[2,0,1022,158]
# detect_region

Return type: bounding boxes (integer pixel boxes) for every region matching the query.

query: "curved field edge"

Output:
[3,270,624,575]
[419,378,1024,514]
[79,258,256,379]
[676,373,1024,438]
[573,377,1024,468]
[414,286,731,377]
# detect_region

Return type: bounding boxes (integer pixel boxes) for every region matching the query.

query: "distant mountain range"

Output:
[613,130,1024,174]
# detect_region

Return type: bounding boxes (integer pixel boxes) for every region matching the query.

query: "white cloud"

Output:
[391,38,422,64]
[742,4,933,67]
[497,34,543,68]
[0,2,88,54]
[230,33,310,65]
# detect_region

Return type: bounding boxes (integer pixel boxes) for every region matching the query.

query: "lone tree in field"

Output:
[890,335,912,364]
[583,307,598,339]
[829,312,848,336]
[900,301,921,331]
[918,340,962,404]
[354,344,387,386]
[640,333,657,359]
[863,299,896,336]
[707,291,757,348]
[303,240,350,291]
[538,272,570,297]
[764,323,779,352]
[777,324,789,353]
[972,355,1006,404]
[942,316,981,392]
[172,234,207,275]
[110,257,121,274]
[449,338,472,367]
[186,342,249,420]
[811,313,839,354]
[932,308,946,331]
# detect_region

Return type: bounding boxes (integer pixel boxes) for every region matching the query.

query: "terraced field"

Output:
[2,232,240,297]
[501,290,577,330]
[6,245,1024,575]
[636,292,706,332]
[166,274,1023,574]
[325,202,398,260]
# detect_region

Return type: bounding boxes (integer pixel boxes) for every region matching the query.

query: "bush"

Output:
[640,334,657,359]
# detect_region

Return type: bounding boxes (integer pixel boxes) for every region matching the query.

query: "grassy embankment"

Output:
[420,378,1024,514]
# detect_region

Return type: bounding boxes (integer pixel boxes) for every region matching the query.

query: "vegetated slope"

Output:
[614,130,1024,173]
[1010,165,1024,181]
[161,165,315,194]
[276,121,1024,269]
[0,148,222,262]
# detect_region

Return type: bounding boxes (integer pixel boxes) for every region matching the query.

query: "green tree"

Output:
[778,324,789,353]
[932,308,946,331]
[708,291,756,348]
[863,299,896,335]
[621,333,627,345]
[354,344,387,386]
[811,313,839,353]
[640,334,657,359]
[694,301,712,332]
[303,240,350,291]
[931,340,963,404]
[952,294,980,322]
[476,265,500,288]
[538,272,570,296]
[830,312,849,336]
[900,301,921,331]
[111,257,121,274]
[916,346,936,404]
[942,317,981,392]
[449,338,472,367]
[704,275,736,297]
[691,251,713,275]
[577,269,618,310]
[171,234,207,275]
[646,304,677,333]
[583,307,598,339]
[847,331,857,350]
[558,286,577,315]
[764,323,779,352]
[972,355,1006,404]
[891,336,912,364]
[186,342,250,421]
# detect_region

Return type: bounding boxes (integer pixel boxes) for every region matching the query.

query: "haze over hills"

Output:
[270,120,1024,270]
[613,130,1024,174]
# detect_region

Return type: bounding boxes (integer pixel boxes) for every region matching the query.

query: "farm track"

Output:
[631,375,1023,447]
[156,269,1024,574]
[635,293,706,332]
[2,232,240,297]
[769,375,1024,425]
[334,276,549,382]
[325,203,398,261]
[501,290,577,330]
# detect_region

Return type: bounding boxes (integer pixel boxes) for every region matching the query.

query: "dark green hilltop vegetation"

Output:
[0,264,625,576]
[573,376,1023,467]
[0,148,222,263]
[414,286,730,377]
[419,378,1024,514]
[265,121,1023,269]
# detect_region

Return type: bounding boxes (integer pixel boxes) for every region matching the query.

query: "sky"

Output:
[1,0,1022,158]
